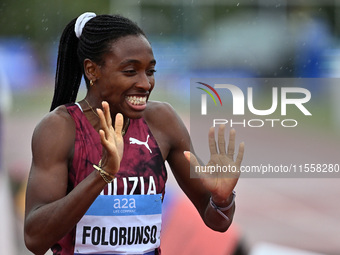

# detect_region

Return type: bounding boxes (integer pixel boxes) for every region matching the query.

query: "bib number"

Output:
[74,194,162,255]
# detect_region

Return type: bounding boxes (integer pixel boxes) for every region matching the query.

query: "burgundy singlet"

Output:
[51,104,167,255]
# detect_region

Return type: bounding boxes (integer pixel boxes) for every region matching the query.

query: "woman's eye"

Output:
[122,70,136,75]
[147,69,157,76]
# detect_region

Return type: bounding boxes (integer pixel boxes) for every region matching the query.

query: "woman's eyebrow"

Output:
[119,59,156,66]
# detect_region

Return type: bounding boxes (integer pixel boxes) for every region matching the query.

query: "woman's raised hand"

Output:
[96,101,124,176]
[185,125,244,203]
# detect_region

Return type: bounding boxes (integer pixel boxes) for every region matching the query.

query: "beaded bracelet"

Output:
[93,160,115,184]
[209,191,236,221]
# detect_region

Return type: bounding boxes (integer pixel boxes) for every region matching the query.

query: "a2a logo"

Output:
[113,198,136,209]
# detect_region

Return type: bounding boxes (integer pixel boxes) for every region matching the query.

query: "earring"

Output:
[90,80,94,87]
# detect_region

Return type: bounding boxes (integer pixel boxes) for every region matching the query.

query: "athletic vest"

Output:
[51,104,167,255]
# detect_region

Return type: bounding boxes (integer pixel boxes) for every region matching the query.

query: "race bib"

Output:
[74,194,162,255]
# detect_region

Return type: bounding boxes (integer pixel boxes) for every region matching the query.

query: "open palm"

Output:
[96,101,124,176]
[185,125,244,203]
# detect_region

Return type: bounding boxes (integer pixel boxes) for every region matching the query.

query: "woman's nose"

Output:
[136,73,152,90]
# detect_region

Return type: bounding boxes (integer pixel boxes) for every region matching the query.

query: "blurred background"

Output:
[1,0,340,254]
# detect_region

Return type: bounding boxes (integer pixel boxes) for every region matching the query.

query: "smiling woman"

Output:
[86,34,156,119]
[24,12,244,255]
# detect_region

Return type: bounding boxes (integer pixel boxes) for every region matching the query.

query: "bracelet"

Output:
[93,161,115,184]
[209,191,236,221]
[97,159,115,179]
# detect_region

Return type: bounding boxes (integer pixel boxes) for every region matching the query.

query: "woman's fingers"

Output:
[208,126,218,156]
[114,113,124,136]
[97,101,125,140]
[102,101,112,127]
[184,151,205,179]
[235,142,245,167]
[96,108,110,140]
[99,129,110,148]
[227,129,236,160]
[183,151,200,167]
[211,126,238,161]
[217,124,226,155]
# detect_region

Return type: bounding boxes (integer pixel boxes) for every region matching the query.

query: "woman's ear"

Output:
[84,58,101,82]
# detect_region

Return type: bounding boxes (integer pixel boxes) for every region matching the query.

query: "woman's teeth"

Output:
[126,96,147,105]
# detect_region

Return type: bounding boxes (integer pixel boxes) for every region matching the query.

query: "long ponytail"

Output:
[50,18,82,111]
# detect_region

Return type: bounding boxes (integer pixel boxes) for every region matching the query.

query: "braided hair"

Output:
[50,14,146,111]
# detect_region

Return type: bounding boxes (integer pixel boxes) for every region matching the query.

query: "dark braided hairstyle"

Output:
[50,14,146,111]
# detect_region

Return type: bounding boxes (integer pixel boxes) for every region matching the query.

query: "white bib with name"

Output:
[74,194,162,255]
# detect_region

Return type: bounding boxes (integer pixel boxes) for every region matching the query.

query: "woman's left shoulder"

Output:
[144,100,178,122]
[143,100,189,149]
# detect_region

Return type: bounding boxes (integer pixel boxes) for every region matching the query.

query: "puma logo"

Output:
[129,135,152,154]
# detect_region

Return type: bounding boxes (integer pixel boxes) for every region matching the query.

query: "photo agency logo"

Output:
[195,80,312,128]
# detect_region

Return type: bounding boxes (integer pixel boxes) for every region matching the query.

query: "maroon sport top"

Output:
[51,104,167,255]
